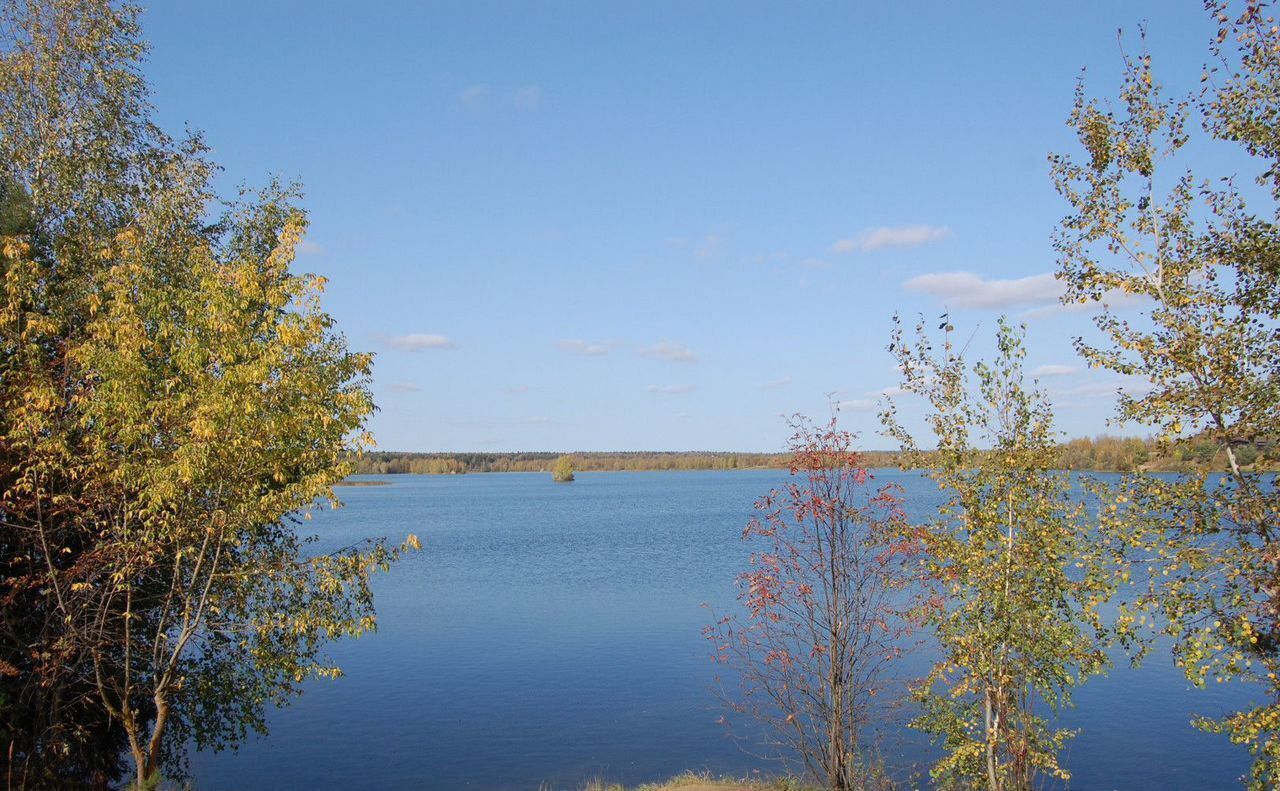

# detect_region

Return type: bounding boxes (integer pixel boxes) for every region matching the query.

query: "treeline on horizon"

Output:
[351,433,1279,476]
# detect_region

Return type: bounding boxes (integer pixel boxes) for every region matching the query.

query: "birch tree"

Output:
[882,318,1122,790]
[1051,3,1280,785]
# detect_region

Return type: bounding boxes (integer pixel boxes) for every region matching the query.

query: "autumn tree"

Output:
[881,317,1122,791]
[0,1,412,786]
[551,454,575,482]
[707,416,913,791]
[1051,3,1280,785]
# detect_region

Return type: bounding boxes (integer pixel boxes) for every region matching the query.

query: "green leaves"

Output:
[884,318,1122,790]
[0,2,394,784]
[1052,4,1280,787]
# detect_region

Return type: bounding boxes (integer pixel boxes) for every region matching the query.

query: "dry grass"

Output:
[565,770,823,791]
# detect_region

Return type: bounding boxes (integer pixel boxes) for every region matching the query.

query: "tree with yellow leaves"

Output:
[0,1,413,786]
[881,317,1123,791]
[1051,3,1280,786]
[551,454,576,482]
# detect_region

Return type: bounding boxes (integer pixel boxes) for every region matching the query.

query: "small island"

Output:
[551,454,575,482]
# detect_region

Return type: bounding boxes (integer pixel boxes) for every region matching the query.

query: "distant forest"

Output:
[350,434,1278,476]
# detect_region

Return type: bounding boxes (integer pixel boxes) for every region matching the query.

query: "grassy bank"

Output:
[559,772,821,791]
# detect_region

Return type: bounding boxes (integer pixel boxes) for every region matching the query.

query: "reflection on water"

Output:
[192,470,1255,790]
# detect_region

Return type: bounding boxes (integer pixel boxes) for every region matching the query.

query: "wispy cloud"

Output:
[381,333,455,351]
[455,414,555,426]
[668,232,725,260]
[903,270,1147,317]
[504,384,530,394]
[459,84,490,107]
[1032,364,1078,377]
[648,384,695,395]
[694,234,722,260]
[759,377,792,390]
[296,239,324,256]
[388,381,421,393]
[837,399,876,412]
[833,224,950,254]
[903,271,1063,309]
[1047,376,1154,407]
[750,251,791,265]
[556,338,614,356]
[461,83,543,110]
[639,341,697,363]
[512,85,542,108]
[1023,287,1147,319]
[867,385,910,399]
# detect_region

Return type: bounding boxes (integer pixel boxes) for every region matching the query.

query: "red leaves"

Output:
[705,413,916,778]
[764,648,795,669]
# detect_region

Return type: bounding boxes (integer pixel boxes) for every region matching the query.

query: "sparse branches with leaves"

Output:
[706,416,916,791]
[881,316,1123,791]
[1051,3,1280,785]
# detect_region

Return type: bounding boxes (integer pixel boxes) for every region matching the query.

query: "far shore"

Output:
[345,458,1275,479]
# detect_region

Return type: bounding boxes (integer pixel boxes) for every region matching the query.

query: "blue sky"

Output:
[139,1,1220,452]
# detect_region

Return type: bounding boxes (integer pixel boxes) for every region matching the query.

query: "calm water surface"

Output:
[192,470,1257,790]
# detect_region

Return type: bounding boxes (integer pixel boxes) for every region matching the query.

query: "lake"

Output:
[191,470,1258,790]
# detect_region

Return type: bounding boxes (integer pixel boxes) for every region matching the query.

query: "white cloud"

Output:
[388,381,421,393]
[867,385,910,399]
[759,377,792,390]
[504,384,530,394]
[903,271,1063,309]
[296,239,324,256]
[1023,287,1148,319]
[750,251,791,265]
[1032,364,1078,377]
[640,341,697,363]
[670,233,726,260]
[456,415,558,427]
[1048,375,1154,407]
[383,333,455,351]
[459,84,489,106]
[648,384,695,395]
[833,224,951,254]
[694,234,722,260]
[513,85,542,108]
[903,270,1149,317]
[837,399,876,412]
[556,339,614,356]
